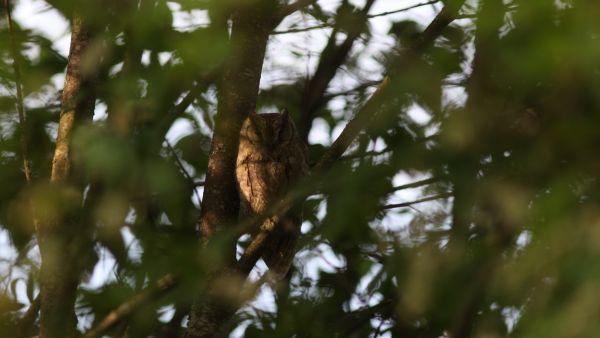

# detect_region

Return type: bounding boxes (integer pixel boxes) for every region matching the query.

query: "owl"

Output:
[236,109,308,277]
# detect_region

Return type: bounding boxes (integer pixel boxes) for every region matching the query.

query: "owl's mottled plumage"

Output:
[236,110,308,276]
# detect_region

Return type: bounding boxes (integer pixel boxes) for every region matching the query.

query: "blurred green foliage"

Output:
[1,0,600,337]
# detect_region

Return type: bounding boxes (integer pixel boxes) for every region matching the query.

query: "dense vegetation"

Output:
[1,0,599,337]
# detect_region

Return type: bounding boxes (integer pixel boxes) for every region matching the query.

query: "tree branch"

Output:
[382,193,451,210]
[277,0,317,20]
[17,296,41,338]
[340,148,392,161]
[388,177,443,193]
[197,7,273,240]
[314,76,390,171]
[4,7,42,334]
[273,0,442,35]
[165,140,202,205]
[333,300,394,336]
[322,80,380,100]
[155,303,190,338]
[3,0,32,182]
[298,0,377,141]
[315,1,465,171]
[83,274,178,338]
[156,68,220,139]
[186,3,278,337]
[272,23,331,35]
[367,0,440,19]
[40,6,103,338]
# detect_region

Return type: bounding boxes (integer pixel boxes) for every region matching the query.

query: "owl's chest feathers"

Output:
[237,149,293,190]
[234,112,306,277]
[236,142,302,215]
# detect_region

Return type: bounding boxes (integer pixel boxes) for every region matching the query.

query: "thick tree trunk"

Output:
[186,2,276,338]
[198,7,274,240]
[38,11,98,338]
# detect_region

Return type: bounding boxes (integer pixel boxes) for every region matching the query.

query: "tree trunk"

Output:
[38,10,99,338]
[186,2,276,337]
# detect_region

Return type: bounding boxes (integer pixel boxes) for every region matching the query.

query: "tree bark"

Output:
[198,5,275,241]
[186,2,276,337]
[38,10,99,338]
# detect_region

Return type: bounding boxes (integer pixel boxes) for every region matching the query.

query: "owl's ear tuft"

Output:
[248,111,258,125]
[249,112,261,128]
[281,108,290,118]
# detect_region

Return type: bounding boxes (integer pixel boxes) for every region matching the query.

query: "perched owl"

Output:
[236,110,308,277]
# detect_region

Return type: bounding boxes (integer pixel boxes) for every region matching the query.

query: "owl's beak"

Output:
[265,140,277,151]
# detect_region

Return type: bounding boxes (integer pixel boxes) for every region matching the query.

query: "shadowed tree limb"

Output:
[155,303,191,338]
[315,1,465,171]
[186,1,278,337]
[83,274,178,338]
[389,177,443,193]
[368,0,440,19]
[3,0,32,182]
[17,296,41,338]
[4,4,42,334]
[333,299,395,336]
[273,0,443,35]
[277,0,317,20]
[38,6,103,338]
[297,0,377,141]
[382,193,452,210]
[197,2,276,241]
[156,68,221,139]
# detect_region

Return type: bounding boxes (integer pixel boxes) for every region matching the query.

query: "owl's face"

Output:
[242,110,295,149]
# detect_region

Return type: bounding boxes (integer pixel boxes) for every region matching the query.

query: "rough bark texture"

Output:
[38,11,98,338]
[198,5,275,241]
[186,2,276,338]
[50,14,97,183]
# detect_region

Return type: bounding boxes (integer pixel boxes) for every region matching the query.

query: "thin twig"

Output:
[322,80,380,100]
[165,140,202,205]
[5,4,40,333]
[157,68,220,138]
[314,76,391,171]
[340,148,391,161]
[273,0,442,35]
[388,177,442,193]
[3,0,32,182]
[83,274,178,338]
[367,0,440,18]
[278,0,317,19]
[297,0,377,140]
[155,303,190,338]
[382,192,451,210]
[17,295,40,338]
[315,2,464,171]
[272,22,332,35]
